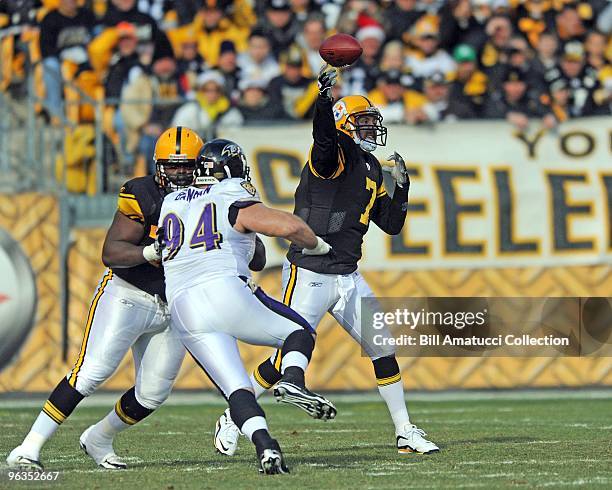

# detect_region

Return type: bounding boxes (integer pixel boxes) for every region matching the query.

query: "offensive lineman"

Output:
[214,68,439,455]
[7,127,232,471]
[160,138,336,474]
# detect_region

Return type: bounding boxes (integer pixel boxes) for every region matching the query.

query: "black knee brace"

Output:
[281,329,315,361]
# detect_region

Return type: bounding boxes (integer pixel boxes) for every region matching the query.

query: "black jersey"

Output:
[115,175,166,300]
[287,97,409,275]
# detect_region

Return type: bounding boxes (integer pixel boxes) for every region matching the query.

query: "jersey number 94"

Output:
[161,203,223,261]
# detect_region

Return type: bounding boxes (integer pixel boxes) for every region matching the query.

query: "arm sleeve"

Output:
[370,176,409,236]
[117,181,145,224]
[308,96,343,179]
[39,15,57,58]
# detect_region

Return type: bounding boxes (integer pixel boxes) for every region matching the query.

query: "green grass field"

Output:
[1,392,611,489]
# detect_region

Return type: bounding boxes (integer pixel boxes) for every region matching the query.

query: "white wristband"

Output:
[302,236,332,256]
[143,243,161,262]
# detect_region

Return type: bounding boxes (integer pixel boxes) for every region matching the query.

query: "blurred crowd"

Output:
[1,0,611,173]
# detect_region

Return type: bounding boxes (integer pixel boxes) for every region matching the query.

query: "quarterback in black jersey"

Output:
[213,69,439,456]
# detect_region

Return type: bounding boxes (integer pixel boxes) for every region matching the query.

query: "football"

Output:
[319,33,363,67]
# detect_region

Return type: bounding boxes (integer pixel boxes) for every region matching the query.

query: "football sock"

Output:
[373,356,411,432]
[251,355,282,395]
[91,387,154,441]
[228,389,268,442]
[280,330,313,372]
[20,377,85,459]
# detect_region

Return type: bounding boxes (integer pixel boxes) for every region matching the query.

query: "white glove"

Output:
[384,151,409,188]
[143,243,162,262]
[302,236,332,256]
[142,226,165,262]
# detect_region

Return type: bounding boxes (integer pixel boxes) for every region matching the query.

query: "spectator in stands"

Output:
[532,31,559,80]
[584,30,608,71]
[39,0,96,119]
[380,40,408,72]
[297,14,326,77]
[257,0,301,57]
[438,0,486,52]
[174,26,208,94]
[104,22,145,102]
[95,0,173,69]
[383,0,423,44]
[514,0,557,48]
[545,41,607,117]
[121,55,183,173]
[489,35,544,93]
[290,0,321,28]
[405,71,453,124]
[171,70,242,138]
[343,23,385,95]
[484,67,553,130]
[480,15,513,71]
[555,4,587,44]
[367,70,409,123]
[405,15,455,78]
[268,45,317,119]
[237,78,287,123]
[215,40,241,103]
[447,44,488,119]
[237,29,280,86]
[191,0,248,67]
[541,77,572,124]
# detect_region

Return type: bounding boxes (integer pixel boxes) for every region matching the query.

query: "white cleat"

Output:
[79,425,127,470]
[396,424,440,455]
[6,446,44,472]
[214,408,240,456]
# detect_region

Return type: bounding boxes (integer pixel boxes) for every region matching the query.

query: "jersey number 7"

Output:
[161,203,223,261]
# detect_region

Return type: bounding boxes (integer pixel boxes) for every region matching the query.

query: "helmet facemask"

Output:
[156,156,197,191]
[344,109,387,152]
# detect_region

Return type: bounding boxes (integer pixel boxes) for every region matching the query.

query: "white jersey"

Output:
[159,179,261,301]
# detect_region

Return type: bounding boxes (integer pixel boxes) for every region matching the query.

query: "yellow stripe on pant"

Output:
[68,270,113,387]
[282,264,298,306]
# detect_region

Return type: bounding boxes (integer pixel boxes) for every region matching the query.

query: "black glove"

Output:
[318,67,338,100]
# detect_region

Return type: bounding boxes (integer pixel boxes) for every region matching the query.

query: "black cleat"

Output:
[273,381,337,420]
[258,448,289,475]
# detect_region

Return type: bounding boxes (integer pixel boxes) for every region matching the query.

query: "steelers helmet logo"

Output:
[0,227,37,372]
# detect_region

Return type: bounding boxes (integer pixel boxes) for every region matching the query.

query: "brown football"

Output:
[319,33,363,67]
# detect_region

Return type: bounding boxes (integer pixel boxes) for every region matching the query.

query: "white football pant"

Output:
[67,270,185,409]
[169,275,313,398]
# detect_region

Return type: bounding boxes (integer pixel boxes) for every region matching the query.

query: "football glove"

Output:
[318,67,338,100]
[302,236,332,256]
[142,226,166,262]
[385,152,410,189]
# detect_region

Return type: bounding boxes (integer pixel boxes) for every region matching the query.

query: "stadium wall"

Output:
[0,119,611,392]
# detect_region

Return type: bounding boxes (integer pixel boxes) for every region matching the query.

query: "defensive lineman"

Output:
[214,68,439,455]
[6,127,213,471]
[160,138,336,474]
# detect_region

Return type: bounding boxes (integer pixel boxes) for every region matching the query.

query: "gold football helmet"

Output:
[332,95,387,152]
[154,126,204,191]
